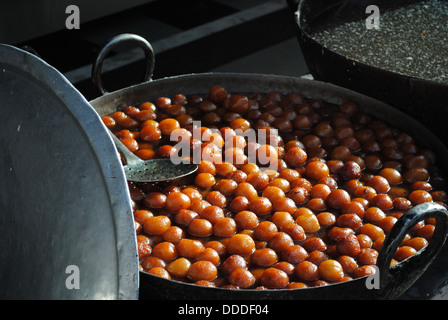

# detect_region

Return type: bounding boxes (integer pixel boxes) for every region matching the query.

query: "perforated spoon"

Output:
[109,133,198,183]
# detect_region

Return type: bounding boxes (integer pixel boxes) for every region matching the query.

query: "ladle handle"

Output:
[92,33,155,95]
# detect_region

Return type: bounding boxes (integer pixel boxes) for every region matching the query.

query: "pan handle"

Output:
[92,33,155,95]
[375,202,448,299]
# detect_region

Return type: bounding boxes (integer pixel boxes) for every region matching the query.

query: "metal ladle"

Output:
[110,133,198,183]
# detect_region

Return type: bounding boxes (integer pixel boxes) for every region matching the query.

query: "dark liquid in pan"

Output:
[307,0,448,84]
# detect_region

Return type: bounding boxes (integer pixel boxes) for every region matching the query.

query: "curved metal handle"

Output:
[376,202,448,299]
[92,33,155,95]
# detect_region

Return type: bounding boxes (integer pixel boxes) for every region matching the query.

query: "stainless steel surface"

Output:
[0,0,157,44]
[0,44,138,299]
[110,133,198,183]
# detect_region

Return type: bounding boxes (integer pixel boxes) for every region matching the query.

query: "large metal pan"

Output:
[89,34,448,300]
[286,0,448,144]
[0,43,138,299]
